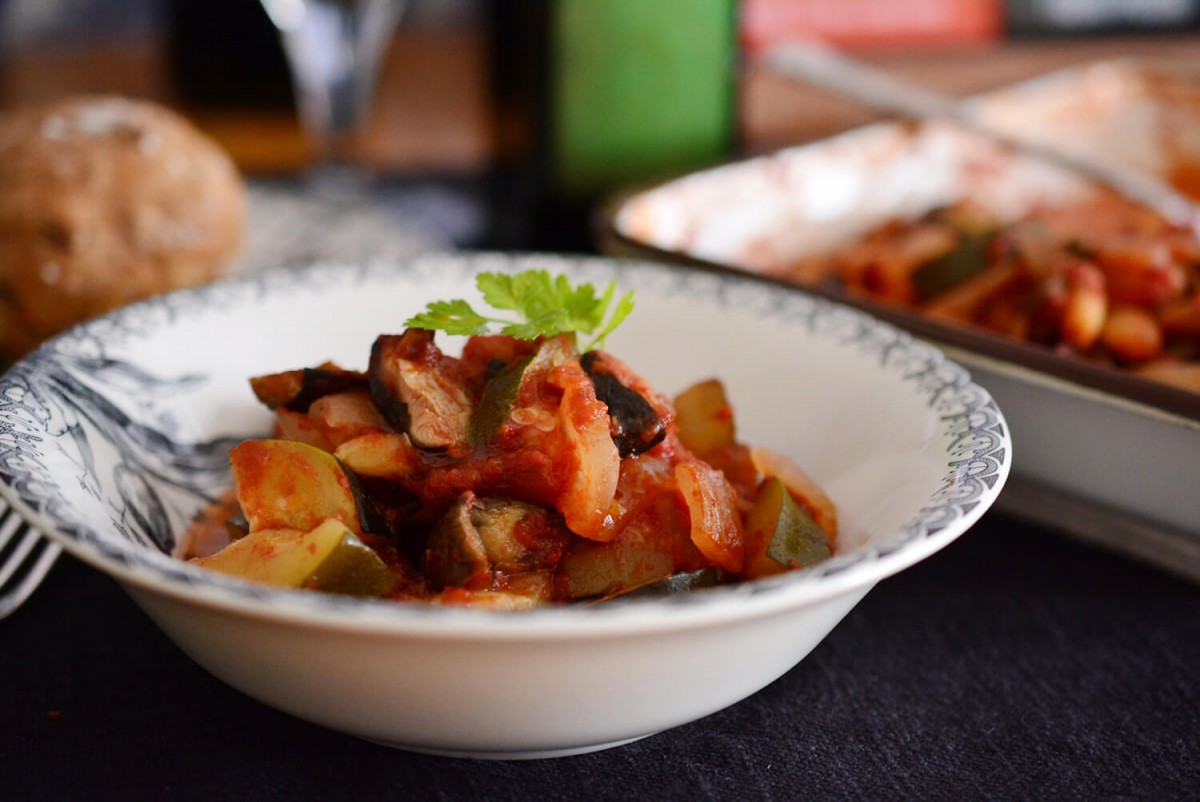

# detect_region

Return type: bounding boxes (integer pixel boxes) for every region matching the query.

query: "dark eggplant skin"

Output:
[368,330,474,451]
[249,365,367,412]
[368,333,417,433]
[423,492,490,590]
[285,368,369,412]
[581,351,667,458]
[338,456,397,538]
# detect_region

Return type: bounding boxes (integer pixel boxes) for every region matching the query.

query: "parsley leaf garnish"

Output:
[404,299,490,336]
[406,270,635,350]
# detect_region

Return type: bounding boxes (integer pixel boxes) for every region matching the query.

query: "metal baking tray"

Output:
[600,60,1200,582]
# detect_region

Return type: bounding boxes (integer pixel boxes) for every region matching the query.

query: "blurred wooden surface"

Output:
[0,29,494,176]
[742,33,1200,155]
[3,29,1199,176]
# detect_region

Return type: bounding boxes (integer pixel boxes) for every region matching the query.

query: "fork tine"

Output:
[0,505,24,552]
[0,526,42,587]
[0,511,63,620]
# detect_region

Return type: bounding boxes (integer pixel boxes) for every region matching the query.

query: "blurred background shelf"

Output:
[3,1,1199,179]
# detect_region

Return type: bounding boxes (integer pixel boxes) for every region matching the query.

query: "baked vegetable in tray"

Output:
[787,194,1200,393]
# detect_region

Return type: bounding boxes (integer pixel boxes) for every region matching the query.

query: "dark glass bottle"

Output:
[166,0,295,110]
[488,0,740,251]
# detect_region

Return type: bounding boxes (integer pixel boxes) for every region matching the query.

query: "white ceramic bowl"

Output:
[0,253,1010,759]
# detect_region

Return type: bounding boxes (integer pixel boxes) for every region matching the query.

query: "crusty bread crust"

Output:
[0,95,245,356]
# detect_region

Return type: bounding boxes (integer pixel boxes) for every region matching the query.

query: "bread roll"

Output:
[0,95,246,357]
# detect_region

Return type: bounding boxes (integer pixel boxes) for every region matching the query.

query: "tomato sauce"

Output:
[185,327,837,607]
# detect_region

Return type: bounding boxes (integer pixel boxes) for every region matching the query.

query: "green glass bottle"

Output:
[490,0,739,249]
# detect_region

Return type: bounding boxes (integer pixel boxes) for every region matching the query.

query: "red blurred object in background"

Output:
[741,0,1004,52]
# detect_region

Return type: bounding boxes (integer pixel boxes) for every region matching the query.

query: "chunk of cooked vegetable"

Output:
[553,360,621,540]
[466,335,567,449]
[369,330,472,451]
[424,492,567,593]
[274,389,389,452]
[469,496,564,572]
[743,477,832,579]
[750,447,838,544]
[556,517,678,599]
[602,567,722,600]
[424,493,491,590]
[469,351,537,448]
[230,439,375,535]
[674,460,745,574]
[911,229,995,301]
[673,379,735,457]
[333,431,424,481]
[191,518,396,597]
[250,363,368,412]
[581,351,667,458]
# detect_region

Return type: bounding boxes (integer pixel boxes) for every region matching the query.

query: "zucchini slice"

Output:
[191,518,395,597]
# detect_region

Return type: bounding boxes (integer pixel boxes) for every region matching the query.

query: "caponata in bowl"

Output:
[185,270,836,607]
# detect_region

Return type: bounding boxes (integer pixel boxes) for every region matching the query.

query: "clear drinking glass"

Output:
[259,0,408,195]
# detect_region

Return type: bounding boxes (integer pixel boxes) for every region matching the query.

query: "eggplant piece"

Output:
[424,494,491,590]
[367,336,411,432]
[580,351,667,458]
[250,363,367,412]
[369,330,472,450]
[471,496,540,570]
[471,496,566,572]
[424,492,562,590]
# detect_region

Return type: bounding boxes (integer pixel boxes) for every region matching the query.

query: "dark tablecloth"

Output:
[4,511,1197,801]
[3,176,1198,800]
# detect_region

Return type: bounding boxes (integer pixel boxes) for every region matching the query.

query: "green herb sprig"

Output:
[405,270,635,350]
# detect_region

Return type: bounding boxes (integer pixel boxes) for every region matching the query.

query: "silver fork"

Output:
[0,500,61,619]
